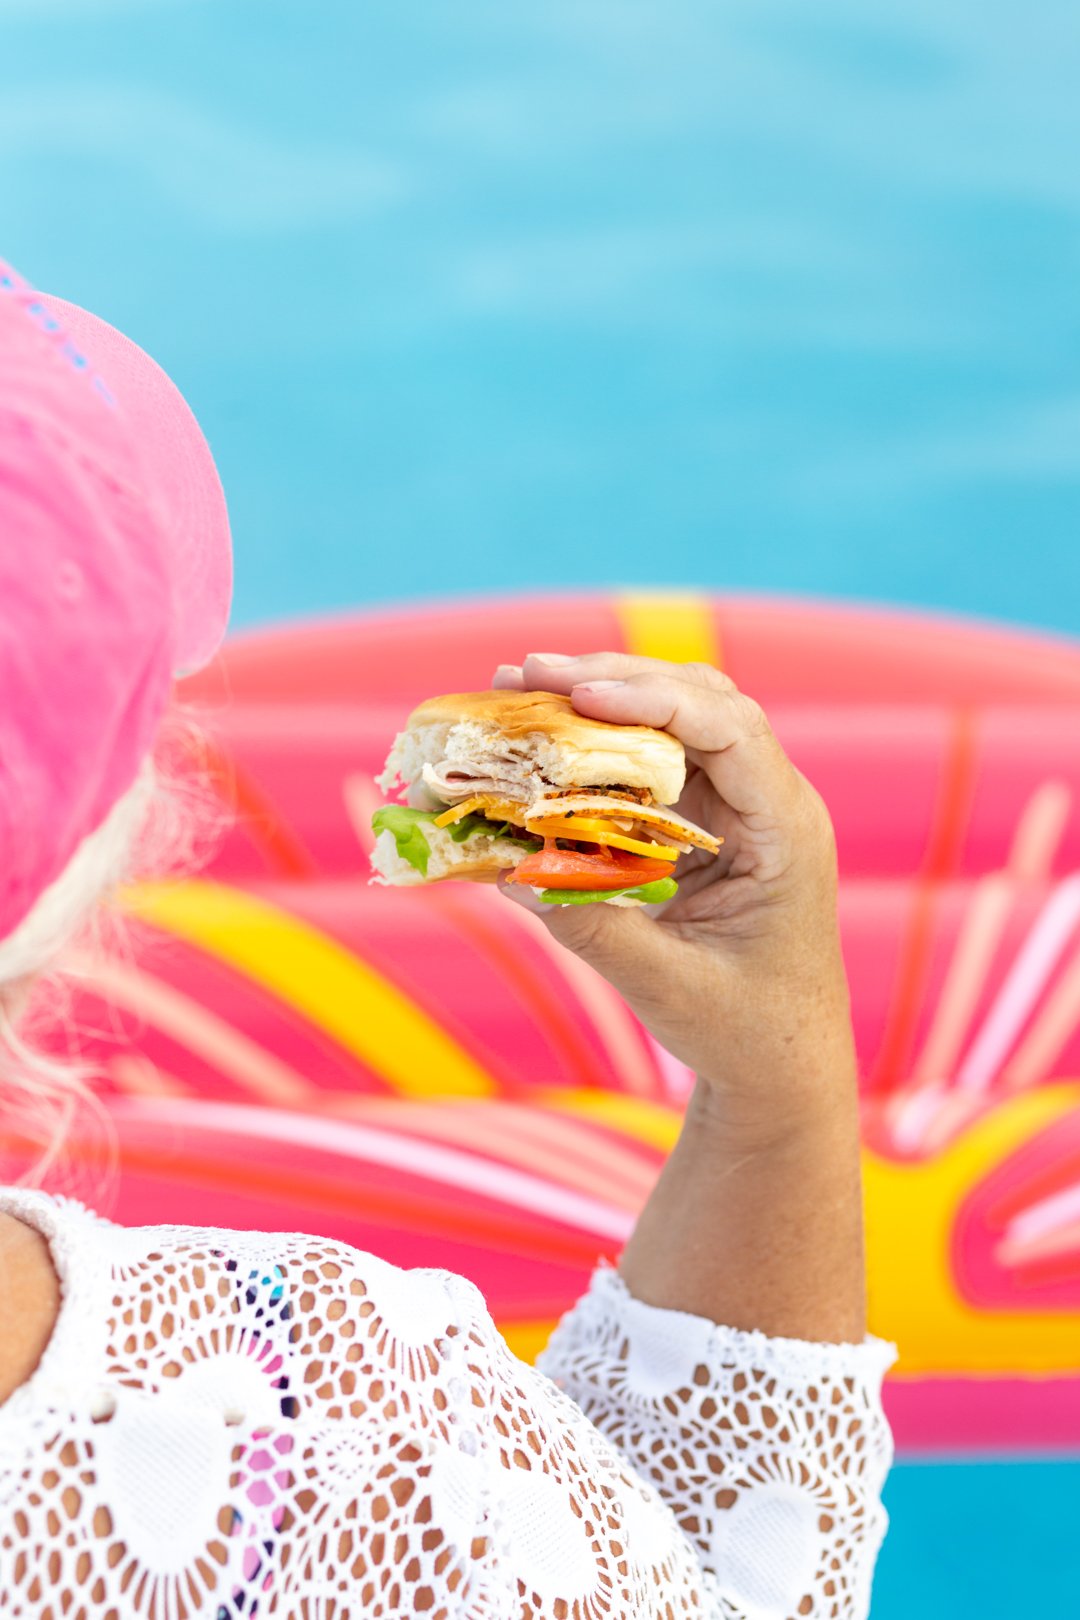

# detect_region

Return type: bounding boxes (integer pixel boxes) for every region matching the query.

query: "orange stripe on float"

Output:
[925,709,978,883]
[615,593,722,669]
[871,709,978,1090]
[203,738,319,878]
[869,891,942,1096]
[121,881,499,1100]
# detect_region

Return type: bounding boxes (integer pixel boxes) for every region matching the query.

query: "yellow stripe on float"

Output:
[537,1088,682,1153]
[862,1083,1080,1373]
[615,592,722,669]
[123,880,499,1100]
[501,1318,559,1365]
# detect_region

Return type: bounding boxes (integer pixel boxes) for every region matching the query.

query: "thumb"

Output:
[497,878,660,1000]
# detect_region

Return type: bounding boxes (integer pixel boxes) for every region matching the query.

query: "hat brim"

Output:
[44,296,233,676]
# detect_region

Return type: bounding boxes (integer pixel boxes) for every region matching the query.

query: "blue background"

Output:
[1,0,1078,638]
[2,2,1078,1612]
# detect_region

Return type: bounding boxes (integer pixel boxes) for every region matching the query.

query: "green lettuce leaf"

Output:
[538,876,679,906]
[446,813,486,843]
[371,806,437,876]
[371,807,542,875]
[445,812,540,851]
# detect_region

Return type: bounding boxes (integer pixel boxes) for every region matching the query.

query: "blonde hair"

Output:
[0,709,227,1190]
[0,768,155,991]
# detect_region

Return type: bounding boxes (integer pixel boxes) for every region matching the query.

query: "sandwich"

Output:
[370,690,721,906]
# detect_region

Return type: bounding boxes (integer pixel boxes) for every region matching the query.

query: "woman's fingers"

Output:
[509,651,797,824]
[491,663,526,690]
[569,668,798,821]
[521,651,730,695]
[498,874,671,999]
[568,666,759,747]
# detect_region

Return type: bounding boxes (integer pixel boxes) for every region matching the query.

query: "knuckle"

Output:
[680,660,726,686]
[732,691,772,740]
[678,661,743,704]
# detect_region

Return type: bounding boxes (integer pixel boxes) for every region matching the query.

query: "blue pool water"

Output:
[2,1,1079,641]
[2,3,1078,1613]
[877,1460,1080,1616]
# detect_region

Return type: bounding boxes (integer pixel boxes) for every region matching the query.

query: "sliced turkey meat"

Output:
[526,791,721,853]
[421,760,532,804]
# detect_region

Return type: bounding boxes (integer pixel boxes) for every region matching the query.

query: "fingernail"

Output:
[527,652,576,666]
[494,663,522,679]
[574,679,625,693]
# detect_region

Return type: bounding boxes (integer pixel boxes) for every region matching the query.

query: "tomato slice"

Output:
[507,845,675,891]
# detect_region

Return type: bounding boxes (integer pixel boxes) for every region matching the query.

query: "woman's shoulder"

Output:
[0,1210,61,1405]
[0,1187,495,1423]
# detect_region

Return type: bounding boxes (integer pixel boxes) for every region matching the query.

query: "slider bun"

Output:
[405,690,686,804]
[370,822,532,886]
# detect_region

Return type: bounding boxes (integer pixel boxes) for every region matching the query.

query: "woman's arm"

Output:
[499,650,867,1343]
[619,905,865,1340]
[620,1070,865,1342]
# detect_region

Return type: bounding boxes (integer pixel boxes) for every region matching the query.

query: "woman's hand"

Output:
[495,652,857,1149]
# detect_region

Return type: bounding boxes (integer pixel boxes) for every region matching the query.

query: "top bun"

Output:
[403,690,686,803]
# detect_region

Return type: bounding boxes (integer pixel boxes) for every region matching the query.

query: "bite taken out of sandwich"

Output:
[369,690,722,907]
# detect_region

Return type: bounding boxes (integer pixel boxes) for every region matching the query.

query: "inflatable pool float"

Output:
[17,592,1080,1457]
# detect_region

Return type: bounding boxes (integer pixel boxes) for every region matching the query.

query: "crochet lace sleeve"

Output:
[537,1266,897,1620]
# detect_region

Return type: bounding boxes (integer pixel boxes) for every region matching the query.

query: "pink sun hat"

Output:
[0,258,233,944]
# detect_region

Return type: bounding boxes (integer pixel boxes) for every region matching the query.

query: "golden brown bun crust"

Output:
[407,689,686,803]
[408,688,672,746]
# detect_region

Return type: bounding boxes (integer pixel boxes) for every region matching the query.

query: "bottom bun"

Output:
[370,822,533,886]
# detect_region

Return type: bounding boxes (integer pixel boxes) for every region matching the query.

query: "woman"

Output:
[0,259,894,1619]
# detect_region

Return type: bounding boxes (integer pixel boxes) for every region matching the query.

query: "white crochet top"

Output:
[0,1190,895,1619]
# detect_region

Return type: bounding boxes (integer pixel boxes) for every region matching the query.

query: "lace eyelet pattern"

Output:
[0,1192,894,1618]
[537,1266,897,1619]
